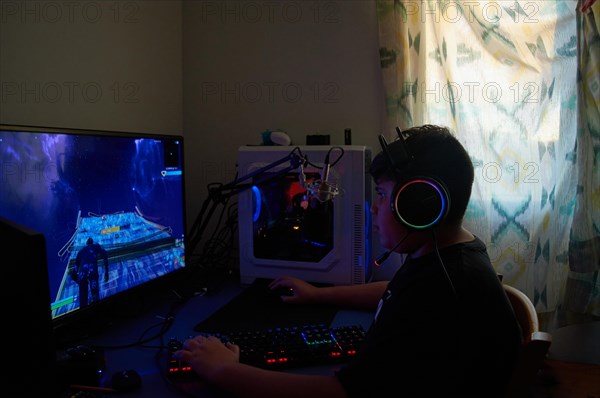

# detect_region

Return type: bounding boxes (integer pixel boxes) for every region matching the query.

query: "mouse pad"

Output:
[193,278,338,333]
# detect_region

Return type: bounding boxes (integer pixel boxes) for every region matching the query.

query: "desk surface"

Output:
[70,281,373,397]
[547,321,600,365]
[59,280,600,397]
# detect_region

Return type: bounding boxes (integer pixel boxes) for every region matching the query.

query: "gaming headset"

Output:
[378,127,451,230]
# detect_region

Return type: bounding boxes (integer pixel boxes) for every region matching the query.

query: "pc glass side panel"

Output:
[237,145,372,286]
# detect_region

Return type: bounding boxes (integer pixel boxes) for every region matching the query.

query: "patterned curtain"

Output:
[567,0,600,321]
[377,0,599,326]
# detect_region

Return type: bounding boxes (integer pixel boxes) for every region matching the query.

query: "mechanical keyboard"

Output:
[167,324,366,380]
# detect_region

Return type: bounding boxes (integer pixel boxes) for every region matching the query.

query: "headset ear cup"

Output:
[391,177,450,229]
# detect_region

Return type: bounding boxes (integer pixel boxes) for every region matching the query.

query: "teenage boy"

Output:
[175,124,522,398]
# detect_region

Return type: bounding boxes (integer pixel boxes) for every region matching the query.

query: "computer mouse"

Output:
[111,369,142,392]
[270,286,294,297]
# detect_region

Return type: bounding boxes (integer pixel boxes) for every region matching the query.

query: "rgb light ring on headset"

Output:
[391,178,449,229]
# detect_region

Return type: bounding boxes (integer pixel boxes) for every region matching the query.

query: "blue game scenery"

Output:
[0,129,186,319]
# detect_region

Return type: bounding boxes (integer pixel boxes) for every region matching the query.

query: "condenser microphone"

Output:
[298,162,307,189]
[374,232,410,266]
[309,153,340,202]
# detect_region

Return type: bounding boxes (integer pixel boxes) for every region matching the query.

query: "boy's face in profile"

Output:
[372,177,432,256]
[372,178,408,251]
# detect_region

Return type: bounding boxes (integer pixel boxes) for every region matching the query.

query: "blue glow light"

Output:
[251,186,261,223]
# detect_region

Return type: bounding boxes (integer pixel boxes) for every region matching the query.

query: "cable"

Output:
[91,290,187,351]
[431,228,458,300]
[304,146,345,170]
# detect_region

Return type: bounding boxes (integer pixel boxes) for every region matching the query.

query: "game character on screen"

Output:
[71,237,109,307]
[174,125,522,398]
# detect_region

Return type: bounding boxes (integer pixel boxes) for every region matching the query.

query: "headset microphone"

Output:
[374,232,411,266]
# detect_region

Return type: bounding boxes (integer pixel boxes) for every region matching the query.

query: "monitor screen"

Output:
[0,125,187,342]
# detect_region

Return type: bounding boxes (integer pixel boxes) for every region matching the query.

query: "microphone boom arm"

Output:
[187,147,307,258]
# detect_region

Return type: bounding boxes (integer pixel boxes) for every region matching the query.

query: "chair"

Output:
[503,284,553,398]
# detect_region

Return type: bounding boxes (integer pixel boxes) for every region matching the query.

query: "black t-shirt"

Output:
[336,237,522,398]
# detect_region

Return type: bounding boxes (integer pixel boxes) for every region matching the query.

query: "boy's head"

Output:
[370,124,474,227]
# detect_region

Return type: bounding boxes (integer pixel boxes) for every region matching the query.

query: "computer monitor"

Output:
[237,145,372,286]
[0,125,187,345]
[0,216,57,397]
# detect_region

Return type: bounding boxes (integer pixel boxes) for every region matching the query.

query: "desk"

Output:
[547,321,600,365]
[70,281,374,397]
[526,320,600,398]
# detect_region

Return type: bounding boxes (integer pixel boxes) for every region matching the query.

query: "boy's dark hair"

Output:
[369,124,474,225]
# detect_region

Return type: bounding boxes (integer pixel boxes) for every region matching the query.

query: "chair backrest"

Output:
[503,284,552,398]
[504,284,540,339]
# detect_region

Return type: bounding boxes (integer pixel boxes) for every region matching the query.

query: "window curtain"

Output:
[376,0,599,326]
[568,0,600,321]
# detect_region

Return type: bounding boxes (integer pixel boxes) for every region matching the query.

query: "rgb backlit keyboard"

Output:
[167,324,366,380]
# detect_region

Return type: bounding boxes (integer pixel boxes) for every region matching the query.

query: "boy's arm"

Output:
[314,281,388,311]
[272,277,388,312]
[210,363,348,398]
